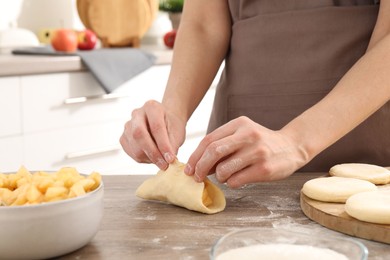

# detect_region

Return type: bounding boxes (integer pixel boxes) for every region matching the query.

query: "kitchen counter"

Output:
[0,45,173,77]
[57,173,390,260]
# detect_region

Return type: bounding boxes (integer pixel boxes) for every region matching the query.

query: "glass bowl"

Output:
[210,228,368,260]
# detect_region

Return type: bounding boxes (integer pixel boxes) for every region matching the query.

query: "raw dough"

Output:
[329,163,390,185]
[215,244,348,260]
[302,176,377,203]
[136,160,226,214]
[345,190,390,224]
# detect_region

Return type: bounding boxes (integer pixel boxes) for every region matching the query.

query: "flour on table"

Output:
[215,244,348,260]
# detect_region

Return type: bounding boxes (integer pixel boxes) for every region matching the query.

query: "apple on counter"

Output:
[51,28,97,52]
[163,29,177,49]
[51,29,78,52]
[77,29,97,50]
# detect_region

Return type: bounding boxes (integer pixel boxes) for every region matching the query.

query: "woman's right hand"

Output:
[120,100,186,170]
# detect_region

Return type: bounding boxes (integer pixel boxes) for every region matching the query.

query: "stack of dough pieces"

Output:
[136,160,226,214]
[302,163,390,224]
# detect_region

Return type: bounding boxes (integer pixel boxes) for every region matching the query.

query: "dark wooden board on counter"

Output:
[300,190,390,244]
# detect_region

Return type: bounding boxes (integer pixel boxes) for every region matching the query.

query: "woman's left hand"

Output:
[184,116,309,188]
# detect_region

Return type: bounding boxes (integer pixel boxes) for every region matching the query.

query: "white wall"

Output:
[0,0,84,32]
[0,0,172,45]
[0,0,172,44]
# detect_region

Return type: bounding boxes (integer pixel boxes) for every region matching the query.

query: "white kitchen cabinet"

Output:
[21,72,131,133]
[0,136,23,172]
[0,77,22,137]
[0,63,218,175]
[0,77,23,172]
[19,66,170,174]
[21,66,171,134]
[23,119,157,175]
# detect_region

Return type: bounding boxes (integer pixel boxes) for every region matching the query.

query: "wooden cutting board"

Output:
[300,186,390,244]
[76,0,91,29]
[76,0,158,47]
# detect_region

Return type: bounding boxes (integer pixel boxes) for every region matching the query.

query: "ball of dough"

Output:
[345,190,390,224]
[329,163,390,185]
[302,176,377,203]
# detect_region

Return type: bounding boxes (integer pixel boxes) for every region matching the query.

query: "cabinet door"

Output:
[21,72,131,133]
[23,120,123,173]
[21,66,170,134]
[0,77,22,137]
[0,136,23,172]
[114,65,170,105]
[23,120,157,175]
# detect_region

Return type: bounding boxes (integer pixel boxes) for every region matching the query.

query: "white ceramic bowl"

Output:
[210,228,368,260]
[0,177,104,260]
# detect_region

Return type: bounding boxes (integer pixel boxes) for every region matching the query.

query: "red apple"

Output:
[163,30,177,49]
[51,29,78,53]
[77,29,97,50]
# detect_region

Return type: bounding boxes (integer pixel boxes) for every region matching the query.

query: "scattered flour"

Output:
[133,215,156,221]
[235,211,283,222]
[215,244,348,260]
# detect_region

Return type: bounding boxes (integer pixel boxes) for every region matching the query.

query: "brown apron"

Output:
[207,0,390,171]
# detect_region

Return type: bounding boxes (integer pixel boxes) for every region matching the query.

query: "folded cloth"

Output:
[12,46,156,93]
[78,48,156,93]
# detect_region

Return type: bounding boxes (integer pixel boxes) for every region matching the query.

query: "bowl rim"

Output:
[0,171,103,210]
[209,227,369,260]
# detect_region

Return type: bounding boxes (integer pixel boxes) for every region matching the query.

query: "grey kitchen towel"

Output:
[12,46,156,93]
[78,48,156,93]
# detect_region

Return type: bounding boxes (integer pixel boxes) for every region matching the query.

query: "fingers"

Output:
[121,108,168,170]
[185,118,247,181]
[226,161,294,188]
[144,101,176,164]
[120,100,183,170]
[225,164,272,189]
[184,116,298,187]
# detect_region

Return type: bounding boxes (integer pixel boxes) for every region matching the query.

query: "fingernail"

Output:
[164,152,174,163]
[184,164,192,175]
[156,158,167,170]
[194,173,201,182]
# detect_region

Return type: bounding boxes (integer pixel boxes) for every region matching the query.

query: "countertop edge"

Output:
[0,45,173,77]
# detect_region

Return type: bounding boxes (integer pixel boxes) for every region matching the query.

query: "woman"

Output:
[120,0,390,188]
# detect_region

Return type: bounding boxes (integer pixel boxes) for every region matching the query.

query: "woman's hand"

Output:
[120,100,186,170]
[184,116,309,188]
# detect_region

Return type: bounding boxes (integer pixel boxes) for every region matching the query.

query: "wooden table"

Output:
[57,173,390,260]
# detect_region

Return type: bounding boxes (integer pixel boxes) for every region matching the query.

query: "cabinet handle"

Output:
[65,145,122,159]
[64,93,128,105]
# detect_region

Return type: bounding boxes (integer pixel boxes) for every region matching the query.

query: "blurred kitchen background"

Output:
[0,0,85,31]
[0,0,222,176]
[0,0,174,48]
